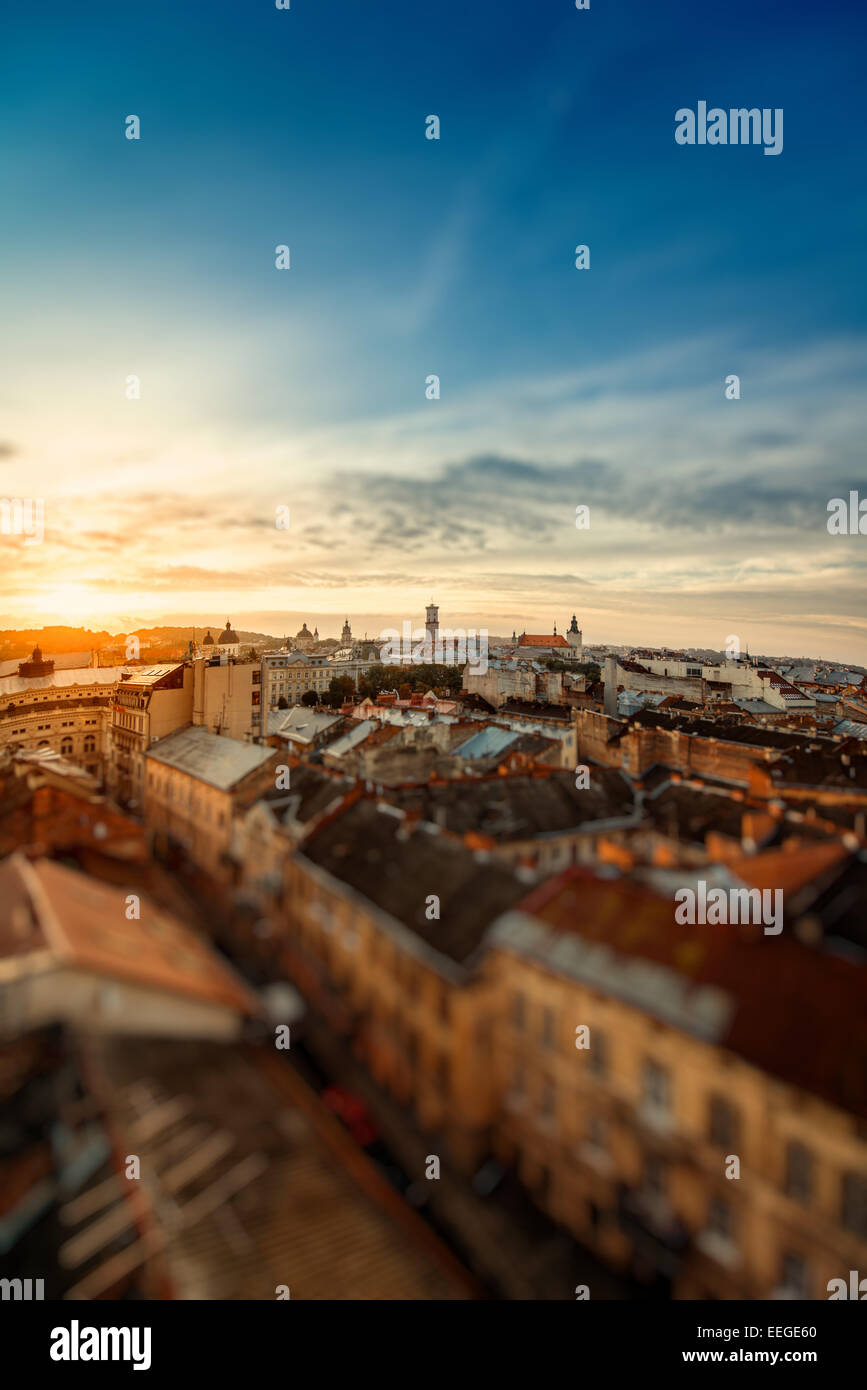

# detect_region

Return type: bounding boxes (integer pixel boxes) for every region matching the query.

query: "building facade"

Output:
[263,652,333,709]
[0,649,120,780]
[483,872,867,1300]
[145,725,279,876]
[108,664,192,807]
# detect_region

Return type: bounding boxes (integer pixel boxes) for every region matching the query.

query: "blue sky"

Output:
[2,0,866,658]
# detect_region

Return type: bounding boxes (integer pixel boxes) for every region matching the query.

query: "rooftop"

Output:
[0,855,257,1017]
[517,634,570,649]
[0,666,124,698]
[268,707,344,743]
[146,725,274,790]
[70,1036,476,1300]
[388,769,636,842]
[300,798,528,966]
[254,763,356,831]
[502,865,867,1119]
[117,663,185,687]
[454,726,522,760]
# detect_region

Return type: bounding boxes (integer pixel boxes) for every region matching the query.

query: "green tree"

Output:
[329,674,356,702]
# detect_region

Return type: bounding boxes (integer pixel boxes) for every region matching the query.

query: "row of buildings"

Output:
[2,616,866,1299]
[0,606,588,806]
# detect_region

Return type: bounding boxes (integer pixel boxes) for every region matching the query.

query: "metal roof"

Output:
[271,707,343,742]
[146,725,273,789]
[454,726,520,760]
[833,719,867,740]
[322,719,378,758]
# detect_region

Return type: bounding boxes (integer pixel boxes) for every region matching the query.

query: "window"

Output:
[539,1079,556,1122]
[587,1116,606,1151]
[709,1096,738,1149]
[780,1253,808,1299]
[785,1142,812,1204]
[84,735,95,753]
[645,1155,666,1197]
[708,1197,732,1240]
[643,1059,670,1113]
[61,738,73,755]
[512,991,526,1032]
[589,1030,608,1078]
[541,1007,556,1049]
[842,1173,867,1240]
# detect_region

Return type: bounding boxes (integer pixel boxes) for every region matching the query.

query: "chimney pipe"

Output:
[604,656,617,717]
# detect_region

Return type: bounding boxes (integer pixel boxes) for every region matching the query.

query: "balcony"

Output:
[617,1183,691,1277]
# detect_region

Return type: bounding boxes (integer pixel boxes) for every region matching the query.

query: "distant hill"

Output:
[0,626,283,662]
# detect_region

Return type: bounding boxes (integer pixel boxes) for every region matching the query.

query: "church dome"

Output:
[296,623,312,640]
[32,644,43,662]
[218,620,237,644]
[203,631,214,646]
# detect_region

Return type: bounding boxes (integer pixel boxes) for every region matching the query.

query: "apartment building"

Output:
[483,867,867,1300]
[624,656,816,712]
[264,651,333,709]
[462,660,565,710]
[109,663,192,807]
[110,657,265,806]
[576,708,821,787]
[192,653,262,741]
[145,726,279,877]
[230,763,356,914]
[281,796,528,1169]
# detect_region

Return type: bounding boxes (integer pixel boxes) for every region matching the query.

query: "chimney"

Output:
[604,656,618,716]
[192,656,205,726]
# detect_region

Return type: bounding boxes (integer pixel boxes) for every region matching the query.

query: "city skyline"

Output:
[3,1,867,660]
[1,603,864,670]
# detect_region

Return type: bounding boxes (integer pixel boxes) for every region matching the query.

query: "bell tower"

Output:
[425,600,439,651]
[567,614,583,656]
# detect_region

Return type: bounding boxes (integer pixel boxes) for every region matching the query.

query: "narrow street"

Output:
[292,1008,635,1301]
[160,859,639,1300]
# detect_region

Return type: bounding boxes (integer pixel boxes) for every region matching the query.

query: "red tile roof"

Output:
[518,634,570,648]
[512,866,867,1119]
[0,855,259,1017]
